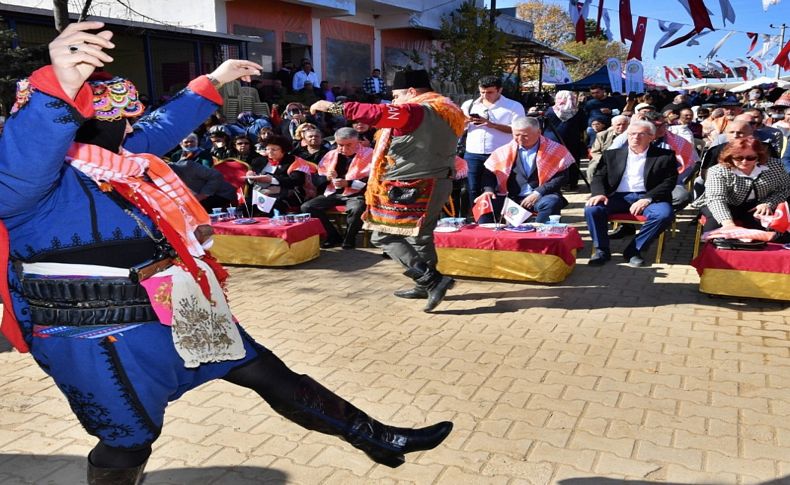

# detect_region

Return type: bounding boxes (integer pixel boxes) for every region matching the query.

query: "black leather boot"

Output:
[87,456,147,485]
[270,376,453,468]
[404,263,455,312]
[393,286,429,299]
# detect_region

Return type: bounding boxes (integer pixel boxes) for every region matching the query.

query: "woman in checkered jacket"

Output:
[691,137,790,232]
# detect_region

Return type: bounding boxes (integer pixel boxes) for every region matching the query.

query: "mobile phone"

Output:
[470,113,482,119]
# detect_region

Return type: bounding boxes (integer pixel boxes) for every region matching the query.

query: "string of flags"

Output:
[567,0,789,78]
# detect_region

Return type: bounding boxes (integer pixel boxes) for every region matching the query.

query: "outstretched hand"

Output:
[49,21,115,99]
[208,60,263,87]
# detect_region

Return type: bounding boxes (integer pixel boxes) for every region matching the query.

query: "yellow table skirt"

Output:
[699,268,790,301]
[211,234,320,266]
[437,247,577,283]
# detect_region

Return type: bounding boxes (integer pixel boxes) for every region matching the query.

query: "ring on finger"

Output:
[68,45,79,54]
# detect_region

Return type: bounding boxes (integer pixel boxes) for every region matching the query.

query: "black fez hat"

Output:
[391,69,432,90]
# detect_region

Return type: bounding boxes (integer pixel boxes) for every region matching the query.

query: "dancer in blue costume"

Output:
[0,22,451,485]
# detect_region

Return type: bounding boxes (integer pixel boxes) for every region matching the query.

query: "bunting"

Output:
[686,30,713,47]
[661,28,699,49]
[746,32,760,55]
[718,0,735,26]
[653,21,684,59]
[602,9,613,41]
[749,56,764,73]
[706,31,735,59]
[664,66,678,83]
[627,17,648,60]
[569,0,593,43]
[595,0,605,36]
[688,64,704,79]
[773,39,790,71]
[619,0,634,42]
[759,34,781,58]
[684,0,714,33]
[717,60,734,77]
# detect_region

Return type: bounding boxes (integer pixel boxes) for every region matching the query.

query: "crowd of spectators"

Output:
[157,70,790,257]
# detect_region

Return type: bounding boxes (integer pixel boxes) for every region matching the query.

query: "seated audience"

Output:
[208,125,233,161]
[691,137,790,232]
[584,120,677,268]
[476,116,575,224]
[292,127,330,164]
[300,127,374,249]
[169,133,213,167]
[168,137,238,211]
[588,114,629,180]
[246,135,317,215]
[230,135,267,173]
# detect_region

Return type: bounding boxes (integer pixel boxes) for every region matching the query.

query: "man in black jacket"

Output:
[585,120,678,267]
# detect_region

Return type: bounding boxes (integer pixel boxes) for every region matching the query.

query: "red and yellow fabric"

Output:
[484,137,575,196]
[663,130,696,174]
[210,218,325,266]
[434,226,584,283]
[691,242,790,300]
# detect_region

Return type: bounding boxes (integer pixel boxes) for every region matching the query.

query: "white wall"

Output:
[2,0,226,32]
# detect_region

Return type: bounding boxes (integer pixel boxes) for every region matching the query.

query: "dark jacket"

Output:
[592,146,677,203]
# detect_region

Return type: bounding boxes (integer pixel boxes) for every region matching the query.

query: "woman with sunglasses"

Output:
[692,137,790,232]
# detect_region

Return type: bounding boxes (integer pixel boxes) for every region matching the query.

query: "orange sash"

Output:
[484,137,575,195]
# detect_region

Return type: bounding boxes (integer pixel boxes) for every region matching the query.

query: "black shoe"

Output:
[393,287,429,299]
[608,224,636,239]
[588,249,611,266]
[424,276,454,312]
[87,456,147,485]
[342,241,355,250]
[623,241,646,267]
[321,239,341,249]
[403,263,455,312]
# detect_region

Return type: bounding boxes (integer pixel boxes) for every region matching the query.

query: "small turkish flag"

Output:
[472,193,494,221]
[767,201,790,233]
[236,187,246,207]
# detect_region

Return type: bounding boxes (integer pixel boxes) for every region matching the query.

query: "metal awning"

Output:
[508,38,579,63]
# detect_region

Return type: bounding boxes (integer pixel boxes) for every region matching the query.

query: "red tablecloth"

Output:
[434,226,584,267]
[691,242,790,275]
[212,218,325,245]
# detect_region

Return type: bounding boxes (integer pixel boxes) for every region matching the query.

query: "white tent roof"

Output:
[730,76,790,92]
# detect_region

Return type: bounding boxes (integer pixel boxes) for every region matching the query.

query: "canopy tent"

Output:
[729,76,790,92]
[554,66,612,91]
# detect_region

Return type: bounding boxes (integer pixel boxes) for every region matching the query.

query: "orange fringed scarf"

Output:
[365,92,466,220]
[66,143,215,298]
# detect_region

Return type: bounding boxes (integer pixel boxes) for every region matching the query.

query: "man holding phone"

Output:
[461,75,525,211]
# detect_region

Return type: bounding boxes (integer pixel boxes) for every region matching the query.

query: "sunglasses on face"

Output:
[732,155,758,162]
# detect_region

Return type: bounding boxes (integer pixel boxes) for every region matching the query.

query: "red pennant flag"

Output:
[595,0,605,35]
[236,187,246,206]
[619,0,634,42]
[773,39,790,71]
[660,28,698,49]
[575,2,587,43]
[688,64,703,79]
[687,0,713,33]
[664,66,678,82]
[472,193,494,221]
[767,202,790,233]
[746,32,759,54]
[717,61,733,77]
[627,16,648,60]
[750,57,764,72]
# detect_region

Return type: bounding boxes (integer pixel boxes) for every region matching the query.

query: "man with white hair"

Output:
[585,120,678,267]
[300,127,373,249]
[588,114,630,179]
[477,116,575,223]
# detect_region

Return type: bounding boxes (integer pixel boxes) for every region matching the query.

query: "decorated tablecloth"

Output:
[211,218,325,266]
[691,242,790,300]
[434,225,584,283]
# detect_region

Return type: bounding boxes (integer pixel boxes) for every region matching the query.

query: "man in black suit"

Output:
[585,120,677,267]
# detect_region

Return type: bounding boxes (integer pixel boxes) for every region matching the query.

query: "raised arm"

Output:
[124,59,262,156]
[0,22,113,217]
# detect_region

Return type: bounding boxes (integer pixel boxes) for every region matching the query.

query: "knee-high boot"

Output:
[87,455,147,485]
[270,375,453,468]
[402,262,454,312]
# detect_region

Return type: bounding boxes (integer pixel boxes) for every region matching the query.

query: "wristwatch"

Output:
[205,74,221,87]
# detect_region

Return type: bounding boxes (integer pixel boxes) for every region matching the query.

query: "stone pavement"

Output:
[2,190,790,485]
